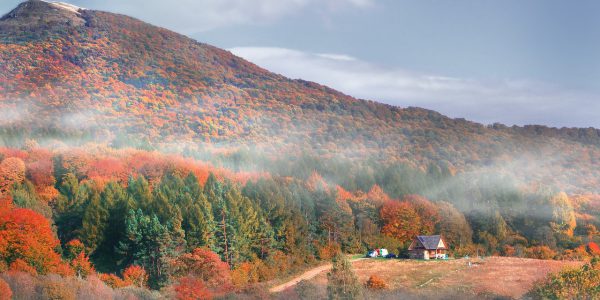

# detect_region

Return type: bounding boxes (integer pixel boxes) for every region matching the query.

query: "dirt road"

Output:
[269,257,366,293]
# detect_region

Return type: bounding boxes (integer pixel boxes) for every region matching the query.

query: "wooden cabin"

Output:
[408,235,448,260]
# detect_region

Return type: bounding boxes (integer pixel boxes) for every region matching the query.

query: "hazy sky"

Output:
[2,0,600,127]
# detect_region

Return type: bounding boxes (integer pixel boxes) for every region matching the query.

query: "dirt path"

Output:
[269,257,366,293]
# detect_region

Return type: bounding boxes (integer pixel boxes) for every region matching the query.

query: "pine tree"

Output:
[80,188,108,254]
[327,253,362,300]
[118,209,184,289]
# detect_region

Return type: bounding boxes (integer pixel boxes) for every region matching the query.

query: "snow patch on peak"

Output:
[41,1,84,14]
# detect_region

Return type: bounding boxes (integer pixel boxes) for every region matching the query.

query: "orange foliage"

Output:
[65,239,85,258]
[171,248,232,292]
[9,259,37,276]
[588,242,600,256]
[174,276,213,300]
[403,195,440,235]
[380,201,421,243]
[366,185,390,206]
[0,204,63,274]
[122,265,148,288]
[525,246,557,260]
[71,251,95,278]
[317,242,341,260]
[99,273,127,288]
[0,157,25,195]
[0,277,11,300]
[365,275,387,290]
[306,172,328,192]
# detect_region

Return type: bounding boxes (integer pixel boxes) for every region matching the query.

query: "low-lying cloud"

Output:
[230,46,599,128]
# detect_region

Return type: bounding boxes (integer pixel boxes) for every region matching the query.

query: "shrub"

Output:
[171,248,231,293]
[1,271,36,299]
[295,280,321,300]
[525,246,556,260]
[0,278,12,300]
[122,265,148,288]
[174,276,213,300]
[317,243,341,260]
[99,273,126,288]
[588,242,600,256]
[529,260,600,299]
[71,251,95,278]
[65,239,85,260]
[40,277,76,300]
[9,259,37,275]
[365,275,387,290]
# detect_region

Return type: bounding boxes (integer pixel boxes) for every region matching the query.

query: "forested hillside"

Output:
[0,1,599,298]
[2,1,600,193]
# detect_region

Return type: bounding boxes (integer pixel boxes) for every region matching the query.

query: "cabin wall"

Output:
[409,250,429,260]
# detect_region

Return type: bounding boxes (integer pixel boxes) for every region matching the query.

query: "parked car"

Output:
[366,248,390,258]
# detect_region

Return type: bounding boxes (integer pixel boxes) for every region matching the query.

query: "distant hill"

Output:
[2,0,600,192]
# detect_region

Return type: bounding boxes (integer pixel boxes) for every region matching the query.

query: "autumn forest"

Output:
[0,1,599,299]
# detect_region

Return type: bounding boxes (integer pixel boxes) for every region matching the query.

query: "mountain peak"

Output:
[0,0,86,36]
[41,1,85,14]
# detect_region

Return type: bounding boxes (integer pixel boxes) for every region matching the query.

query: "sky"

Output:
[2,0,600,127]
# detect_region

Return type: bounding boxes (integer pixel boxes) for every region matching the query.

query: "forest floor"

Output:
[271,256,582,299]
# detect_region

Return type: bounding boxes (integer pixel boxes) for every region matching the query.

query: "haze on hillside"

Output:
[0,1,598,299]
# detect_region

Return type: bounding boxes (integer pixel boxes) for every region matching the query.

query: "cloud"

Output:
[68,0,373,33]
[229,46,599,127]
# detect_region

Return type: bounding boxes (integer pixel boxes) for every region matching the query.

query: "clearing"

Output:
[272,256,582,299]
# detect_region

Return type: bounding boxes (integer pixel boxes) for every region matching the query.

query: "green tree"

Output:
[118,209,185,289]
[327,253,362,300]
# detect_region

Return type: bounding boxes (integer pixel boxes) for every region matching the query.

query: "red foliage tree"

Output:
[71,251,95,278]
[122,265,148,288]
[403,195,440,235]
[0,157,25,195]
[366,185,390,206]
[171,248,232,293]
[0,204,63,274]
[9,259,37,275]
[99,273,127,288]
[174,276,213,300]
[65,239,85,259]
[588,242,600,256]
[380,201,421,243]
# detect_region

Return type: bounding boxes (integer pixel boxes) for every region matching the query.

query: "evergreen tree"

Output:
[327,253,362,300]
[11,180,52,218]
[118,209,185,289]
[80,188,107,254]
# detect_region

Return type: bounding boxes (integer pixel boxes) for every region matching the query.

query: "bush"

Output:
[99,273,126,288]
[528,260,600,299]
[365,275,387,290]
[295,279,321,300]
[318,243,341,260]
[173,276,213,300]
[40,276,76,300]
[171,248,231,293]
[0,278,12,300]
[588,242,600,257]
[525,246,556,260]
[1,271,36,299]
[122,265,148,288]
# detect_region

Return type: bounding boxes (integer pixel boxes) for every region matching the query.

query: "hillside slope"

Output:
[1,0,600,192]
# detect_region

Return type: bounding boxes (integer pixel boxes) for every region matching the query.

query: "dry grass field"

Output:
[283,257,583,299]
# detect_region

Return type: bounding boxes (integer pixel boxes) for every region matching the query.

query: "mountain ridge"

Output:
[2,0,600,193]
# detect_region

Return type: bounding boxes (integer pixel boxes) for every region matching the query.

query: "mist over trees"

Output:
[0,144,598,297]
